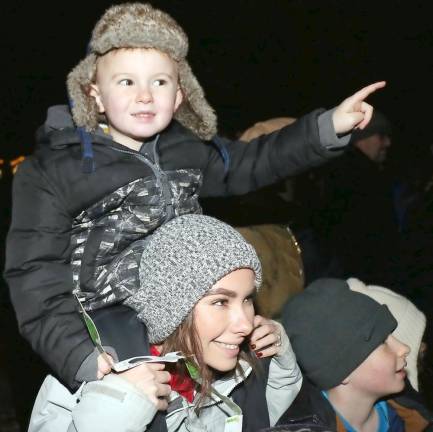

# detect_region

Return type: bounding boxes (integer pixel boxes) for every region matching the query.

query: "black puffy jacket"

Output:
[5,105,344,389]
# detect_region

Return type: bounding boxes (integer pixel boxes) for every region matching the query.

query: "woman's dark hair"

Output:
[161,308,259,408]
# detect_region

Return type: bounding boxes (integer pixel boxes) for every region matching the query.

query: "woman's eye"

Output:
[212,298,228,306]
[244,295,254,304]
[118,79,133,86]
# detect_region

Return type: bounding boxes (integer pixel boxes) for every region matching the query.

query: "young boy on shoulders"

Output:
[5,2,384,391]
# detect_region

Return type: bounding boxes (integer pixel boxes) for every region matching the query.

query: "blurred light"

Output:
[10,156,26,175]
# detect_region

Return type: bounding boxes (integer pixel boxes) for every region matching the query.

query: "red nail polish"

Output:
[256,352,263,358]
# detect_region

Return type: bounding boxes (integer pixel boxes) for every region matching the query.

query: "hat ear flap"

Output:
[67,53,100,131]
[175,60,217,140]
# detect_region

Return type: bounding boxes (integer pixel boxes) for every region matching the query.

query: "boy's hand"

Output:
[97,352,114,379]
[249,315,283,358]
[120,362,171,411]
[332,81,386,134]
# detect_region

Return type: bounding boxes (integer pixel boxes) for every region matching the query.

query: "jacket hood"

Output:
[35,105,112,151]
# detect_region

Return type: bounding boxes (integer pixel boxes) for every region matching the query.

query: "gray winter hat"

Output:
[125,214,262,343]
[282,278,397,390]
[67,2,217,140]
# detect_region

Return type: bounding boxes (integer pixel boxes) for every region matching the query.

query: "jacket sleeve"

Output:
[200,109,348,197]
[266,322,303,426]
[69,375,158,432]
[4,158,94,389]
[28,374,157,432]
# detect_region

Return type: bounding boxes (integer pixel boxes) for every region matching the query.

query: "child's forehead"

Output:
[96,47,178,75]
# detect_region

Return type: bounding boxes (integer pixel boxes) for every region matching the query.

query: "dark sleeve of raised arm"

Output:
[200,109,346,197]
[4,159,94,390]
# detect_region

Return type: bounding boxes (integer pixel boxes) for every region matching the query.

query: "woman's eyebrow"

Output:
[204,287,236,298]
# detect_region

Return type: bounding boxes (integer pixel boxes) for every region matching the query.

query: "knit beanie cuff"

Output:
[310,305,397,390]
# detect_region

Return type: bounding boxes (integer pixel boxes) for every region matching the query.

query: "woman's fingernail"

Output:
[250,344,256,350]
[256,352,263,358]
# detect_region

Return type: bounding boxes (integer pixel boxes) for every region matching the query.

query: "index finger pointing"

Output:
[350,81,386,103]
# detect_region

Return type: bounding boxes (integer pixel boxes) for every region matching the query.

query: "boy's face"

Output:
[90,48,183,150]
[346,335,409,397]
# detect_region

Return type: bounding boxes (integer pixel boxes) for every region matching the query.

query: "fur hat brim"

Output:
[66,3,217,140]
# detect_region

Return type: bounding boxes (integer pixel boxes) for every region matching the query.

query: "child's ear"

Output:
[174,87,184,112]
[89,84,105,113]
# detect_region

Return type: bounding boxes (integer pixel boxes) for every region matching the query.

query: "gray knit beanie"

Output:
[124,215,262,343]
[67,2,217,140]
[282,278,397,390]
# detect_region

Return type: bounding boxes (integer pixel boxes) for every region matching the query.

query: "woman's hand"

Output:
[249,315,283,358]
[120,362,171,411]
[332,81,386,134]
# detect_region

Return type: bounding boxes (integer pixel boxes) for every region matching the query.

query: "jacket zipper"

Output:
[108,143,175,221]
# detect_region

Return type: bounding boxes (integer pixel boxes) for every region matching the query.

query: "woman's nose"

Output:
[231,307,254,336]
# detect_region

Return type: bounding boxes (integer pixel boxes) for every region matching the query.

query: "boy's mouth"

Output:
[132,111,155,118]
[395,361,407,374]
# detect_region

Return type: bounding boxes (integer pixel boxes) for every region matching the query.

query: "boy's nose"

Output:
[136,88,153,103]
[395,338,410,357]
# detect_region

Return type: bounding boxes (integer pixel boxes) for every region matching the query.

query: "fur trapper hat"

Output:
[67,2,217,140]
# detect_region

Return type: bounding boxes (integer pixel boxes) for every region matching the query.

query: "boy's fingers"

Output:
[155,370,171,384]
[147,362,166,371]
[155,398,169,411]
[350,81,386,104]
[357,102,374,129]
[156,383,172,398]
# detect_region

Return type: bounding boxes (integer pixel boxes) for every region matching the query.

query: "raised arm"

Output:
[200,82,386,197]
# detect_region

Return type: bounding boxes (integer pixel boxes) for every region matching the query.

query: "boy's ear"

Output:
[89,84,105,113]
[174,87,184,112]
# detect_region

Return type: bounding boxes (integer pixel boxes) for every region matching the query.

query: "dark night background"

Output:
[1,1,433,430]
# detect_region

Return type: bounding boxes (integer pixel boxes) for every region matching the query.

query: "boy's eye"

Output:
[118,78,133,86]
[153,79,167,87]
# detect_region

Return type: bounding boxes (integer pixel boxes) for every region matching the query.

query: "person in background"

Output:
[281,278,432,431]
[313,111,400,287]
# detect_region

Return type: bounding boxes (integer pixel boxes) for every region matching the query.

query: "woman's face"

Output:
[193,268,255,372]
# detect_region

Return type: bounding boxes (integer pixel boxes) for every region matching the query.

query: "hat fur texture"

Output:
[67,2,217,140]
[347,277,426,391]
[124,214,262,343]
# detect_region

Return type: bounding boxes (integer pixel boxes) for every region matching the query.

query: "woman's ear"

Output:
[89,84,105,113]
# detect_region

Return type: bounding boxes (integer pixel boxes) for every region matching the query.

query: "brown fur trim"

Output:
[66,3,217,139]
